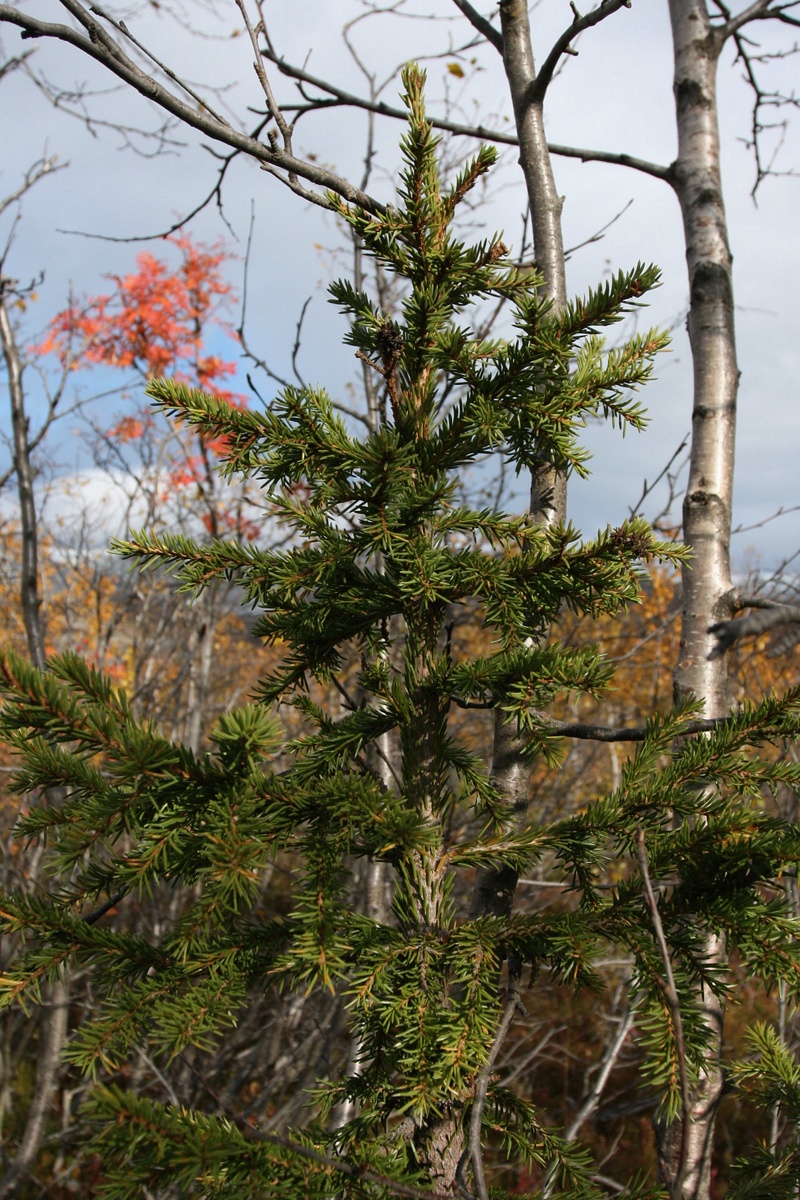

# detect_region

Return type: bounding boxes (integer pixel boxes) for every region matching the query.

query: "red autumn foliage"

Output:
[35,234,245,405]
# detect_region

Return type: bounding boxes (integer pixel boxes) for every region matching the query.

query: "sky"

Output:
[0,0,799,571]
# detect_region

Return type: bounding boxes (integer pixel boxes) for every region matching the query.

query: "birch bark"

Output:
[661,4,738,1196]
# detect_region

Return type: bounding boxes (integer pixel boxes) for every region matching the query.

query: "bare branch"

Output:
[532,0,633,104]
[635,828,690,1200]
[628,435,690,523]
[0,155,66,220]
[0,46,31,82]
[546,140,674,183]
[532,713,725,742]
[451,0,503,52]
[0,2,386,214]
[458,961,522,1200]
[234,0,293,144]
[716,0,800,39]
[88,1,231,122]
[709,600,800,655]
[542,1002,636,1198]
[261,47,673,182]
[563,1004,636,1141]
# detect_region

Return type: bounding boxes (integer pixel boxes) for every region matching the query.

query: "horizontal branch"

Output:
[536,713,724,742]
[709,600,800,655]
[451,696,725,741]
[264,48,673,183]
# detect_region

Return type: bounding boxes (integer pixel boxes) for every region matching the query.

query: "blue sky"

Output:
[1,1,798,570]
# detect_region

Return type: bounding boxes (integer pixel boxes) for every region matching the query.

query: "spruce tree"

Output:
[2,66,800,1199]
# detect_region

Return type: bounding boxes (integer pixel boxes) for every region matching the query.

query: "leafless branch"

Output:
[451,697,726,741]
[58,145,244,243]
[545,140,673,182]
[89,1,230,121]
[532,0,633,104]
[628,435,690,524]
[563,197,634,258]
[710,0,800,193]
[732,502,800,535]
[715,0,800,39]
[563,1004,635,1141]
[635,828,690,1200]
[260,45,673,183]
[0,2,386,214]
[0,155,66,220]
[0,45,30,82]
[457,961,522,1200]
[451,0,503,52]
[82,889,127,925]
[709,599,800,655]
[542,1002,635,1198]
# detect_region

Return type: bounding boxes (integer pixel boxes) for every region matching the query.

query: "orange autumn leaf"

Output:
[33,235,241,394]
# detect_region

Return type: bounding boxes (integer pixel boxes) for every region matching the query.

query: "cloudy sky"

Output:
[1,1,799,570]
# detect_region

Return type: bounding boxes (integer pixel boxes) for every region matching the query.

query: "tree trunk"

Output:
[661,4,737,1196]
[471,0,568,921]
[0,287,46,670]
[0,285,70,1199]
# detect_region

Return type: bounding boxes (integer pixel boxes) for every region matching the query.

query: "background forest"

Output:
[1,4,800,1199]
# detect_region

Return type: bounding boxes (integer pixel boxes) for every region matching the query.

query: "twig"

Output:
[458,961,522,1200]
[635,828,689,1200]
[234,0,293,145]
[542,1003,635,1198]
[0,156,66,220]
[0,1,386,214]
[81,889,126,925]
[451,0,504,52]
[532,0,633,103]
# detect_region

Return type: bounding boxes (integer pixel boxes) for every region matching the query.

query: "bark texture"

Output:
[671,0,737,714]
[472,0,569,924]
[662,4,738,1196]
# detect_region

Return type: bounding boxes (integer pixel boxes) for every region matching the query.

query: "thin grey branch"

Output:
[458,963,521,1200]
[0,2,386,214]
[546,139,673,182]
[452,0,503,52]
[636,828,690,1200]
[261,47,672,181]
[0,155,66,219]
[532,0,633,103]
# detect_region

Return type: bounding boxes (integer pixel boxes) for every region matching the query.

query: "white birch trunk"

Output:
[661,4,738,1196]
